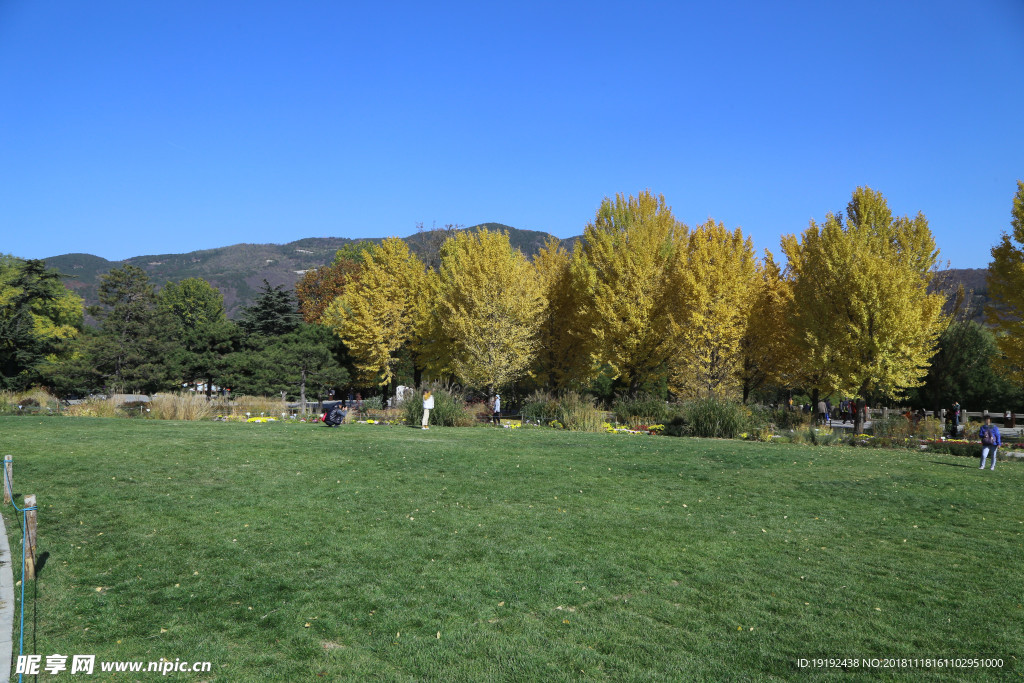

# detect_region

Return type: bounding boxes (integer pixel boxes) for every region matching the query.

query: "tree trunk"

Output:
[811,387,820,425]
[853,397,867,435]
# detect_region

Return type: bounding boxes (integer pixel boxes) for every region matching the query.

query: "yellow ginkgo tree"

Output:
[781,187,946,433]
[530,237,592,391]
[433,228,546,392]
[986,180,1024,386]
[574,190,687,393]
[668,219,759,399]
[322,238,430,387]
[737,252,800,403]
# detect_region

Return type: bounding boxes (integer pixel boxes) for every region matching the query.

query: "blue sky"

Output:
[1,1,1022,268]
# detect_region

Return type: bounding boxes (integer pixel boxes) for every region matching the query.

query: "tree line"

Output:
[3,184,1024,428]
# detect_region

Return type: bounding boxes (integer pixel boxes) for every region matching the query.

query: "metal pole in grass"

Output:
[3,455,11,505]
[3,459,38,683]
[23,495,37,580]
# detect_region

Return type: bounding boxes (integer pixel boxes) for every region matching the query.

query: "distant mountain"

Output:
[934,268,991,325]
[44,224,577,319]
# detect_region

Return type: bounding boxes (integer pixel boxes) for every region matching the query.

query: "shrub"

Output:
[118,400,151,418]
[871,416,914,440]
[926,441,980,458]
[612,393,673,427]
[913,417,944,441]
[400,386,476,427]
[803,425,844,447]
[772,407,810,430]
[963,419,981,441]
[361,395,384,412]
[521,390,559,424]
[664,415,688,437]
[680,397,747,439]
[20,388,58,408]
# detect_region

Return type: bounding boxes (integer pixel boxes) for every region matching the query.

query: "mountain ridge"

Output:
[44,224,573,319]
[42,225,989,323]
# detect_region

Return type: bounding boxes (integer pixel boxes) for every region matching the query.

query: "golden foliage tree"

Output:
[986,180,1024,385]
[433,229,546,391]
[781,187,946,433]
[737,253,798,403]
[322,238,429,386]
[531,237,591,390]
[668,219,758,399]
[574,191,687,393]
[295,255,361,324]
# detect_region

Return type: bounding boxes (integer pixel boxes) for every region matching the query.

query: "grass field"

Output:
[1,417,1022,681]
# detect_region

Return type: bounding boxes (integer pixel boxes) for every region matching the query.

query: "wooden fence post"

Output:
[24,494,37,580]
[3,455,11,505]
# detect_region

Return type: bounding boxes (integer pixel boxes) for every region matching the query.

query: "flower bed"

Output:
[602,422,664,435]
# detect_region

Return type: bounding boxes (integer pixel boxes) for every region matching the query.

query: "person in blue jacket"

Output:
[979,415,1001,471]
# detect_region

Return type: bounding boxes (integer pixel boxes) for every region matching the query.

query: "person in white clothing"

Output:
[422,390,434,429]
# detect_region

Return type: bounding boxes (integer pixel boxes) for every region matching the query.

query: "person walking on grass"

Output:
[422,390,434,430]
[979,415,1001,471]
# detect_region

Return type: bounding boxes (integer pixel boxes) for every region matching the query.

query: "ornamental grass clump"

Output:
[554,391,605,432]
[218,395,287,419]
[0,389,61,415]
[150,393,214,421]
[64,396,120,418]
[680,396,747,439]
[802,425,844,447]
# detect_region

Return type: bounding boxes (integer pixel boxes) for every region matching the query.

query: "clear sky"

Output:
[1,0,1022,268]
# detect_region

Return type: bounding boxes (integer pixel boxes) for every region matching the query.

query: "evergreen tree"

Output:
[86,265,174,394]
[0,256,83,390]
[159,278,235,395]
[909,321,1022,412]
[238,280,301,339]
[159,277,227,329]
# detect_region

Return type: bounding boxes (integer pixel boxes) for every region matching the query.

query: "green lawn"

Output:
[1,417,1021,681]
